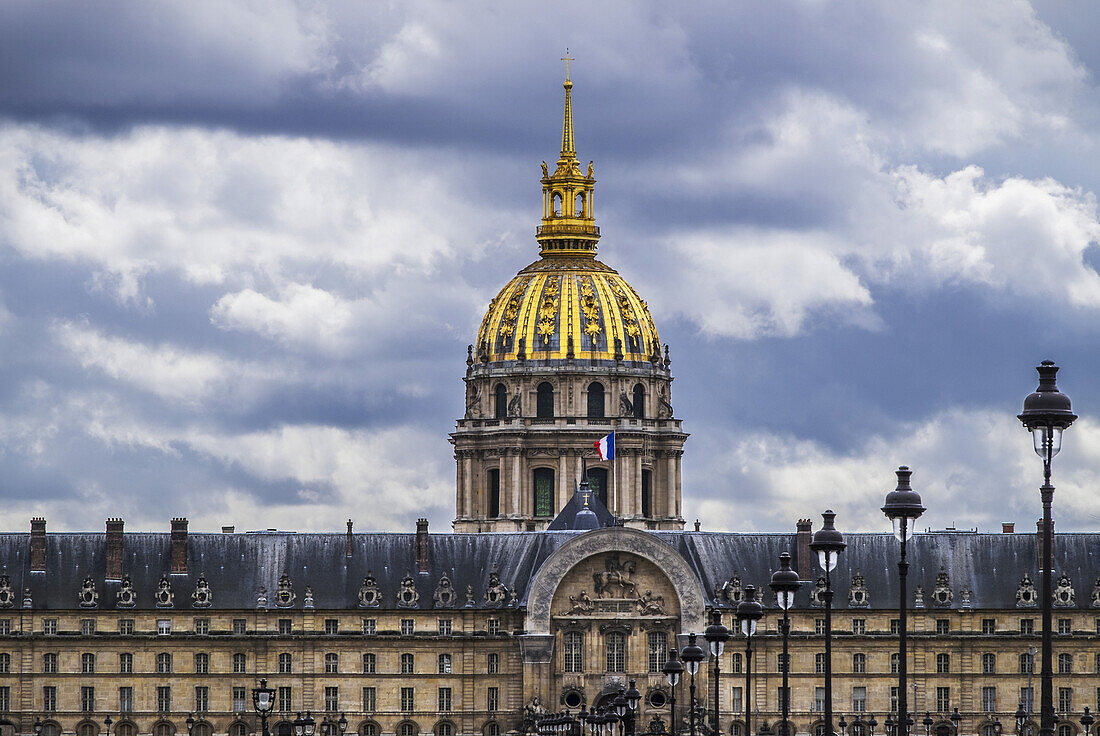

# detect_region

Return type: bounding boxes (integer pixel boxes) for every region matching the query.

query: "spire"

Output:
[560,51,576,160]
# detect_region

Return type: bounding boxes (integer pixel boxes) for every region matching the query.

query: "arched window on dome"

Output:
[552,193,562,217]
[641,469,652,518]
[533,468,554,518]
[632,383,645,419]
[487,469,500,518]
[587,382,605,418]
[588,467,609,511]
[537,382,554,418]
[494,383,507,419]
[575,193,585,217]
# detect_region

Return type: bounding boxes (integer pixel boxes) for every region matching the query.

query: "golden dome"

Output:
[476,256,661,364]
[474,64,661,366]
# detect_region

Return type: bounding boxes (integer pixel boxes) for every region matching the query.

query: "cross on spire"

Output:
[561,50,574,82]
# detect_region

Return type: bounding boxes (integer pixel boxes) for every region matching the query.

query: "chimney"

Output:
[1037,518,1053,571]
[1002,522,1015,534]
[30,518,46,573]
[170,518,188,574]
[106,518,124,580]
[694,519,701,532]
[221,526,235,534]
[416,518,429,573]
[345,519,354,558]
[796,518,813,580]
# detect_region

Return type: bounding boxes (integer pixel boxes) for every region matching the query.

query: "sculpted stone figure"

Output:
[566,589,595,614]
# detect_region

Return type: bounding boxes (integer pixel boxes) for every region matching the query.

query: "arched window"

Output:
[730,652,742,673]
[192,725,212,736]
[730,725,743,736]
[605,631,626,672]
[587,382,605,418]
[552,193,563,216]
[536,382,554,418]
[117,724,137,736]
[1058,652,1072,673]
[1020,652,1033,673]
[936,653,950,673]
[438,653,452,674]
[278,652,292,673]
[587,467,609,509]
[485,724,500,736]
[564,631,583,673]
[633,383,645,419]
[363,653,376,673]
[641,469,652,518]
[194,652,209,674]
[437,725,453,736]
[853,653,866,673]
[360,724,378,736]
[487,469,500,518]
[40,726,59,736]
[575,193,585,217]
[233,652,246,673]
[401,652,414,674]
[982,653,996,673]
[156,652,172,674]
[154,724,175,736]
[229,724,249,736]
[983,727,999,736]
[325,652,338,673]
[890,652,900,673]
[494,383,507,419]
[400,724,417,736]
[1057,726,1074,736]
[78,723,98,736]
[533,468,554,517]
[81,653,95,673]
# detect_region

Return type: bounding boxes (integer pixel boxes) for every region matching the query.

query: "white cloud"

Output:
[211,283,354,353]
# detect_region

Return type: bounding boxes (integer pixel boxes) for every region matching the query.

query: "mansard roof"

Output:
[0,529,1095,612]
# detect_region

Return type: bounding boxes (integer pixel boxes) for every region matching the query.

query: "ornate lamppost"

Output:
[681,634,705,736]
[1018,361,1076,736]
[186,715,196,736]
[104,717,113,736]
[736,585,763,736]
[614,689,629,736]
[770,552,802,736]
[252,679,276,736]
[950,709,961,736]
[705,609,731,736]
[664,647,684,736]
[626,681,642,736]
[810,511,846,736]
[922,713,933,736]
[1080,709,1094,736]
[882,466,925,736]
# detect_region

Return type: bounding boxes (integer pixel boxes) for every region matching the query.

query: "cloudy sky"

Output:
[2,1,1100,535]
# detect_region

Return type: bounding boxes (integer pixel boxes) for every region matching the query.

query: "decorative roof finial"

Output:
[560,50,576,159]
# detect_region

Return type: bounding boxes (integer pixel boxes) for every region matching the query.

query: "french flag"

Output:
[594,432,615,461]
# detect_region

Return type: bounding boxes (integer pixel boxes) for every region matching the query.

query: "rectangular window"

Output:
[325,619,339,635]
[0,620,10,635]
[982,618,996,634]
[936,687,950,713]
[815,687,826,713]
[233,653,246,673]
[195,686,209,713]
[488,652,500,674]
[157,686,171,712]
[890,652,900,674]
[1058,618,1072,635]
[777,653,790,673]
[0,654,10,674]
[43,653,57,674]
[1020,618,1034,634]
[43,619,57,635]
[439,619,453,635]
[815,619,826,635]
[648,632,668,673]
[157,652,172,673]
[936,619,949,635]
[363,653,376,674]
[777,687,789,713]
[890,687,899,714]
[731,687,742,714]
[815,652,826,674]
[363,618,376,635]
[1059,688,1072,713]
[936,653,950,673]
[1021,687,1034,713]
[195,653,209,674]
[120,653,133,674]
[890,619,900,635]
[401,653,414,674]
[324,686,338,712]
[194,618,210,635]
[488,618,500,635]
[233,619,247,635]
[982,687,997,713]
[325,652,339,673]
[0,686,8,712]
[400,687,414,712]
[439,687,452,712]
[157,619,171,635]
[81,686,95,712]
[1058,653,1073,674]
[1096,619,1100,635]
[853,653,866,673]
[487,687,499,712]
[119,619,134,635]
[278,686,292,712]
[534,467,554,516]
[438,653,452,674]
[982,653,996,674]
[278,653,292,674]
[82,652,96,673]
[363,687,376,712]
[852,686,866,713]
[43,686,56,712]
[120,686,133,713]
[278,619,292,635]
[81,619,96,635]
[1096,687,1100,712]
[729,652,742,674]
[852,619,866,635]
[232,687,246,713]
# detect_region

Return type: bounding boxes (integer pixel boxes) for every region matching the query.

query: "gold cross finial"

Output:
[561,50,574,81]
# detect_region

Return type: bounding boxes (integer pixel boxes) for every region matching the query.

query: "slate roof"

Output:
[0,529,1095,612]
[545,487,616,530]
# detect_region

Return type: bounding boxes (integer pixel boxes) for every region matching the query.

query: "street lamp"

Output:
[950,709,961,736]
[104,717,113,736]
[810,510,847,736]
[304,713,316,736]
[663,648,684,736]
[252,679,276,736]
[681,633,705,736]
[839,716,848,735]
[33,719,42,736]
[883,467,925,736]
[186,715,196,736]
[736,586,763,736]
[885,716,895,736]
[705,609,731,736]
[1019,360,1076,736]
[626,680,642,736]
[770,552,802,736]
[922,714,933,736]
[295,713,305,736]
[1081,709,1094,736]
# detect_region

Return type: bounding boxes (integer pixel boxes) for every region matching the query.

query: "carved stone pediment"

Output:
[485,570,509,606]
[1016,574,1038,608]
[78,576,99,609]
[931,568,953,607]
[116,576,136,608]
[358,573,381,608]
[397,573,419,608]
[191,574,212,608]
[155,576,174,608]
[0,574,16,609]
[848,572,869,608]
[434,574,457,608]
[275,574,295,608]
[1053,573,1075,608]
